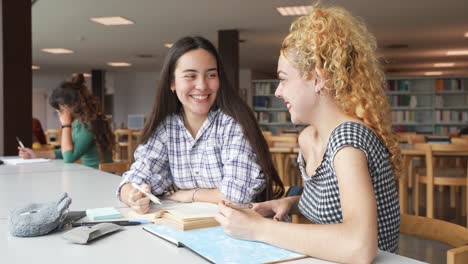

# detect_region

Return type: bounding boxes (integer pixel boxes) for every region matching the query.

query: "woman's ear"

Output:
[314,68,326,93]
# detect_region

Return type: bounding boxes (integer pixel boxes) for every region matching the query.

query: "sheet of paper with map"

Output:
[143,225,306,264]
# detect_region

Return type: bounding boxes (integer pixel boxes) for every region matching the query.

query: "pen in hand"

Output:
[16,137,25,148]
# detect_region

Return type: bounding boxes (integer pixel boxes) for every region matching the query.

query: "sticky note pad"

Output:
[86,207,122,221]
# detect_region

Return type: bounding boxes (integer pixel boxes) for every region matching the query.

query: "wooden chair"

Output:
[267,135,299,186]
[400,214,468,264]
[452,137,468,146]
[129,130,142,163]
[99,162,130,176]
[114,129,132,162]
[44,129,61,148]
[413,143,468,219]
[397,132,417,143]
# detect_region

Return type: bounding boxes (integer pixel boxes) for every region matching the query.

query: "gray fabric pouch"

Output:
[62,223,123,244]
[9,193,72,237]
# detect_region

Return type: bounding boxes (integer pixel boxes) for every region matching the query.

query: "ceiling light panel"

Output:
[107,62,131,67]
[446,50,468,56]
[434,63,455,67]
[90,16,134,26]
[424,71,443,76]
[41,48,74,54]
[276,5,312,16]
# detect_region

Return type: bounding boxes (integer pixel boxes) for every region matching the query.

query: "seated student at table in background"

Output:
[18,74,114,169]
[118,36,284,213]
[215,5,401,263]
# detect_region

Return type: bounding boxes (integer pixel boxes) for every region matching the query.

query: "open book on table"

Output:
[143,225,306,264]
[127,201,219,231]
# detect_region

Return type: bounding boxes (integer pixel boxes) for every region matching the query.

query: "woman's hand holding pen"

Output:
[122,183,151,214]
[18,147,38,159]
[215,200,266,241]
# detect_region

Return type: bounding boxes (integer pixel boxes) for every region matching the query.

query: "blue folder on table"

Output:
[143,225,305,264]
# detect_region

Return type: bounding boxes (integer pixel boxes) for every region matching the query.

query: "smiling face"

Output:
[171,48,219,120]
[275,54,320,125]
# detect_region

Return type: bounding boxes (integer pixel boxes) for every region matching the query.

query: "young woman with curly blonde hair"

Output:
[216,5,401,263]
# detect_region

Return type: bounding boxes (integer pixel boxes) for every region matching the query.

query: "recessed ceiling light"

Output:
[446,50,468,56]
[424,71,443,76]
[164,43,173,48]
[276,5,312,16]
[90,16,134,26]
[107,62,131,67]
[433,62,455,67]
[465,32,468,38]
[32,65,40,70]
[41,48,74,54]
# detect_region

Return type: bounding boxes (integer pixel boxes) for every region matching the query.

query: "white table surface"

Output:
[0,159,426,264]
[0,157,93,175]
[0,167,124,219]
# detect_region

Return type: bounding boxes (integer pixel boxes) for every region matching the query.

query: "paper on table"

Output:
[3,158,51,165]
[86,207,122,221]
[165,202,218,220]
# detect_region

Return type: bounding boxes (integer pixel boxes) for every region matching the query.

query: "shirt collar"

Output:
[176,108,220,142]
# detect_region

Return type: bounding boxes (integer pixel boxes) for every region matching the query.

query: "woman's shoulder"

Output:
[214,109,239,127]
[74,120,91,133]
[331,121,378,142]
[327,121,383,156]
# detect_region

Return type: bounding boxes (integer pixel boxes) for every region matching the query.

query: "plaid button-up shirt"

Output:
[118,109,266,203]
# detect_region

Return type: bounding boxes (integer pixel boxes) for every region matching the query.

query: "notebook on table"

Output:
[127,202,219,230]
[2,158,51,165]
[143,225,306,264]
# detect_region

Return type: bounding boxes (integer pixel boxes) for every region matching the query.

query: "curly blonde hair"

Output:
[282,5,401,176]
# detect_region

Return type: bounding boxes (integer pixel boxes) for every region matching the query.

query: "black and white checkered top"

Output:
[297,122,400,253]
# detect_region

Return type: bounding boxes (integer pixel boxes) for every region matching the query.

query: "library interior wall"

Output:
[32,68,253,130]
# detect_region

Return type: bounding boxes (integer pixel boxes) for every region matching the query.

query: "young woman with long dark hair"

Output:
[118,36,284,213]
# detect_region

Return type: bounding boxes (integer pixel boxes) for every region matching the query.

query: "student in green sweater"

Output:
[19,74,114,169]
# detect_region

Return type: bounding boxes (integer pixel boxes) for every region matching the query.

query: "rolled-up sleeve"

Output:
[219,119,265,203]
[116,125,173,199]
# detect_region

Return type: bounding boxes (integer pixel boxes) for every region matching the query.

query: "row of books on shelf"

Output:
[434,126,461,135]
[386,80,410,91]
[389,95,418,107]
[435,79,464,92]
[253,96,270,108]
[254,82,277,95]
[255,112,289,123]
[392,111,417,123]
[386,78,465,92]
[435,111,468,123]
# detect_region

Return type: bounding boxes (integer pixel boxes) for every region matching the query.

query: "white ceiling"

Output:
[32,0,468,77]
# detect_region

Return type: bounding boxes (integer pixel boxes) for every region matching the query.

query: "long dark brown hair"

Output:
[141,36,284,200]
[49,73,115,157]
